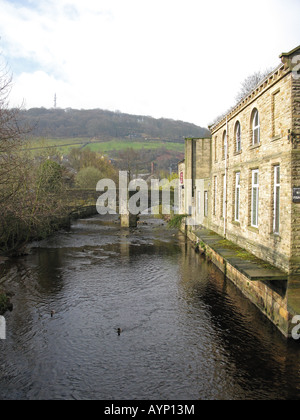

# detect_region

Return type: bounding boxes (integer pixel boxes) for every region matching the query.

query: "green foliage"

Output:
[75,166,102,189]
[18,107,209,176]
[37,160,63,193]
[70,149,118,180]
[28,138,185,155]
[167,214,188,229]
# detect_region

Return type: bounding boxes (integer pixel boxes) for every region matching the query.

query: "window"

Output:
[197,191,201,215]
[204,191,208,217]
[235,172,241,222]
[179,186,184,214]
[273,165,280,234]
[214,137,218,162]
[235,121,242,152]
[252,109,260,146]
[214,176,217,216]
[222,130,227,159]
[192,140,197,196]
[272,90,281,138]
[222,174,226,219]
[251,169,259,228]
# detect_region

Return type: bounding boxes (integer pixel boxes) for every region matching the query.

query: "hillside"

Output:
[18,108,210,142]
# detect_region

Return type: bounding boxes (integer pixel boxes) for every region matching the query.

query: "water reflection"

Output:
[178,240,300,400]
[0,215,299,400]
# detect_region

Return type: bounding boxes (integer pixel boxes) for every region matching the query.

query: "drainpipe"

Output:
[224,118,228,238]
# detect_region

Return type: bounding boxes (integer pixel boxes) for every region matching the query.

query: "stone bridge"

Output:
[65,188,175,227]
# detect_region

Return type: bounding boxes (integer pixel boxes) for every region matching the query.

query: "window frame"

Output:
[204,191,208,218]
[222,130,227,159]
[214,137,218,162]
[251,169,259,228]
[235,121,242,153]
[252,109,260,146]
[197,190,201,216]
[273,165,280,234]
[214,176,217,216]
[222,174,226,219]
[235,172,241,222]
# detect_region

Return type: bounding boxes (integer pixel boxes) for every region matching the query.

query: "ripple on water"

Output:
[0,215,300,400]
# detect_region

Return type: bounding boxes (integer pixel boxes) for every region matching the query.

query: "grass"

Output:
[216,239,277,269]
[25,137,185,155]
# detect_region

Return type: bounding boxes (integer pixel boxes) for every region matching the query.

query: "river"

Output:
[0,214,299,400]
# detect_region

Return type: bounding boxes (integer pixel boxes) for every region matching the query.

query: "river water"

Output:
[0,215,300,400]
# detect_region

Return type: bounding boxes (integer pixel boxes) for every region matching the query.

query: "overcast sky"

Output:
[0,0,299,127]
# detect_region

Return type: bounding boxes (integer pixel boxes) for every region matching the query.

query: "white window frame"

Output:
[251,169,259,228]
[214,176,217,216]
[214,137,218,162]
[197,191,201,215]
[235,172,241,222]
[223,174,226,219]
[204,191,208,218]
[252,110,260,146]
[236,122,241,152]
[179,186,184,214]
[223,130,227,159]
[273,165,280,234]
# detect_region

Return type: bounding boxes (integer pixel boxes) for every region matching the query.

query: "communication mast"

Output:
[54,93,57,109]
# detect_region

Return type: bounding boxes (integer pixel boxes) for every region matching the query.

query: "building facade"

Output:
[182,46,300,275]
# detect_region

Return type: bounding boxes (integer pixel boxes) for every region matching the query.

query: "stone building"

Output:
[182,45,300,276]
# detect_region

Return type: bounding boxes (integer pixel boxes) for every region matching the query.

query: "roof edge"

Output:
[280,45,300,58]
[209,62,285,132]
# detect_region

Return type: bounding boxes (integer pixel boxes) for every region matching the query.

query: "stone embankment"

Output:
[184,225,299,338]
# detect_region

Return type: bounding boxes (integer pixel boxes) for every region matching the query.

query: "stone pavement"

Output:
[194,227,288,282]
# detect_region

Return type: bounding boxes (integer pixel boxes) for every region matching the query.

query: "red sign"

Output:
[180,171,184,185]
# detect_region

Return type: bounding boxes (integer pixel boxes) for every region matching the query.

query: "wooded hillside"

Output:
[18,108,210,141]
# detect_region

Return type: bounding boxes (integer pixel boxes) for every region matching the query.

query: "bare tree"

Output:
[235,68,274,103]
[210,68,275,127]
[117,148,142,180]
[0,66,68,254]
[0,66,25,204]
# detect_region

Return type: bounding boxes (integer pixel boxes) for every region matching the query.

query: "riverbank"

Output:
[183,225,298,338]
[0,205,100,317]
[0,204,99,259]
[0,215,71,258]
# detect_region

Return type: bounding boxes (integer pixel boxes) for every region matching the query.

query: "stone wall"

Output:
[180,46,300,337]
[186,228,291,337]
[207,62,298,274]
[184,138,211,226]
[181,47,300,274]
[290,73,300,274]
